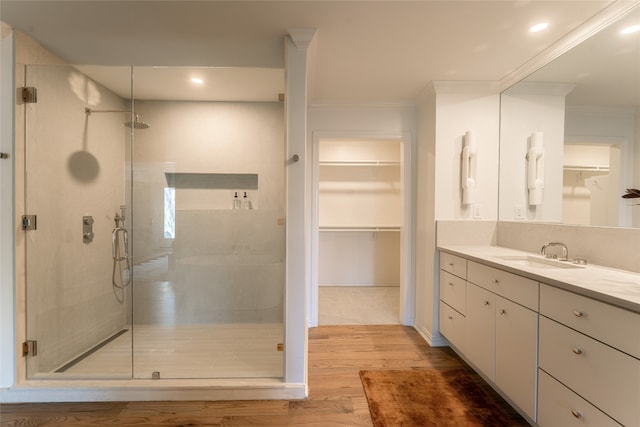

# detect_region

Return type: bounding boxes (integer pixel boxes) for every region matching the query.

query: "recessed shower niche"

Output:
[164,172,259,211]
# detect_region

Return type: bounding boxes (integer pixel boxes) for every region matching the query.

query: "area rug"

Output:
[359,369,521,426]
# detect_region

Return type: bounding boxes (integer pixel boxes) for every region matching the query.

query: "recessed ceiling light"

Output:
[191,77,204,85]
[530,22,549,33]
[621,24,640,35]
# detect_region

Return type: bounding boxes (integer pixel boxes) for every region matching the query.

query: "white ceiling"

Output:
[0,0,632,104]
[522,4,640,108]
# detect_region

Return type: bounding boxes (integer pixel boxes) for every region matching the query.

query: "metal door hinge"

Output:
[22,215,37,230]
[22,87,38,103]
[277,343,284,352]
[278,93,285,102]
[23,340,38,357]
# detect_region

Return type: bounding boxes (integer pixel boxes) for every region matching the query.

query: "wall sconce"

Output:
[461,130,477,205]
[527,131,544,205]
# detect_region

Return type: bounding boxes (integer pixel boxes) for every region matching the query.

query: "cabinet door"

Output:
[496,296,538,421]
[440,270,466,315]
[465,282,495,381]
[440,301,465,350]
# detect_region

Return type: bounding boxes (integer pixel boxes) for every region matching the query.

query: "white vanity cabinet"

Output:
[438,253,539,422]
[466,261,539,420]
[438,253,467,351]
[538,284,640,427]
[494,295,538,420]
[465,282,495,380]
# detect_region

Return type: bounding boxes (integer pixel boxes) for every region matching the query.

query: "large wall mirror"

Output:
[499,6,640,228]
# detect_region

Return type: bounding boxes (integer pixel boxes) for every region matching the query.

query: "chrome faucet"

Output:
[541,242,568,260]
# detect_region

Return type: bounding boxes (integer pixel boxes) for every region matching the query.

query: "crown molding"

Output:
[287,28,317,49]
[503,81,576,97]
[499,0,640,92]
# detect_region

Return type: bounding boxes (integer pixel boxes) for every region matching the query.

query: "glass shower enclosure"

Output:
[22,64,285,380]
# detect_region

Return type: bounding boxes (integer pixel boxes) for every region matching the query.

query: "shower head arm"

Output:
[85,107,132,115]
[85,107,150,129]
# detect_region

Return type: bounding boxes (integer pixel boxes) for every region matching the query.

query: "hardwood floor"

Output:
[0,325,528,426]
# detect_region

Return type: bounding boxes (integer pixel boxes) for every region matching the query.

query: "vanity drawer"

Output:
[537,370,621,427]
[467,261,538,311]
[440,270,466,315]
[539,316,640,427]
[440,301,465,350]
[440,252,467,279]
[540,284,640,359]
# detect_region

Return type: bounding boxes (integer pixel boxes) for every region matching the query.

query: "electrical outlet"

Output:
[514,205,525,220]
[473,204,482,219]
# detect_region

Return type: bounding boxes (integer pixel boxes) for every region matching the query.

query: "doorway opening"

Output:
[310,136,413,327]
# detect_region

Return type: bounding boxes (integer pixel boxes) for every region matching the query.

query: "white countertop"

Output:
[438,245,640,313]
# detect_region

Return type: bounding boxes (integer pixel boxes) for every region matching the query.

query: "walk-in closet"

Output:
[316,138,402,325]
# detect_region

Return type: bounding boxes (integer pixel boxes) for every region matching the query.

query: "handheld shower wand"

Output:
[112,206,131,290]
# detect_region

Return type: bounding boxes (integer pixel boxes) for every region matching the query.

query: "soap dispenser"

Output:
[233,192,241,209]
[242,191,250,209]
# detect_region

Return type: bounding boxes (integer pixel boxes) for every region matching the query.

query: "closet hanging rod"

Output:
[319,226,400,232]
[318,160,400,167]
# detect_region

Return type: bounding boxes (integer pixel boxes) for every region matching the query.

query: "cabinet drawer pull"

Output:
[570,409,582,419]
[448,282,454,286]
[571,347,583,355]
[573,310,584,317]
[492,279,499,284]
[499,309,506,315]
[448,262,454,267]
[484,300,490,306]
[448,316,453,320]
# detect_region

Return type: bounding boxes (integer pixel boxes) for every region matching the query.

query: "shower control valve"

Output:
[83,216,95,244]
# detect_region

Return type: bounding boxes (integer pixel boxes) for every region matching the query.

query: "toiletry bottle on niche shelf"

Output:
[233,191,241,209]
[243,191,250,209]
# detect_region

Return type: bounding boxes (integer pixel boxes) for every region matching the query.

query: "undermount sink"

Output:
[493,255,585,269]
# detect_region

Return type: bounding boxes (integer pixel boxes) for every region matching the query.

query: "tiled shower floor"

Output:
[62,323,283,379]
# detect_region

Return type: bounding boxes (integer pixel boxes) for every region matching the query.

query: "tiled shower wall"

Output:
[132,100,285,323]
[19,64,128,374]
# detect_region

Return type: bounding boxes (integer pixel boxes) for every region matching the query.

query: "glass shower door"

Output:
[23,64,133,378]
[130,67,285,379]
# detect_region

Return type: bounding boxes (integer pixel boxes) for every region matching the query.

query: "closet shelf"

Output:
[319,226,400,232]
[563,165,610,172]
[319,160,400,167]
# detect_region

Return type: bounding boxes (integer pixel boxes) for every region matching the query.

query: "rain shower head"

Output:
[125,114,150,130]
[85,107,150,130]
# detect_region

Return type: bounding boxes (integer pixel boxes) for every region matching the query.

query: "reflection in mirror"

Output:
[500,6,640,228]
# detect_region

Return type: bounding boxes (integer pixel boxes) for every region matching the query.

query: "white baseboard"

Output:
[413,323,449,347]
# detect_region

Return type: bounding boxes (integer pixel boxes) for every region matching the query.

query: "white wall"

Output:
[414,82,500,346]
[415,90,437,343]
[433,84,500,220]
[499,83,571,223]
